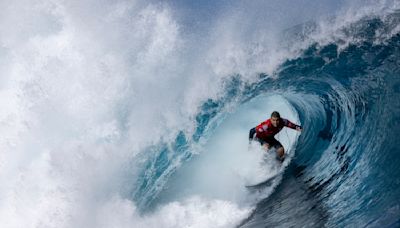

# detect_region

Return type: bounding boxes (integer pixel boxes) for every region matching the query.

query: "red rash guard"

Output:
[255,118,299,141]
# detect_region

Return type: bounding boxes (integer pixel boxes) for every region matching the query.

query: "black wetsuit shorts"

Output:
[249,127,283,149]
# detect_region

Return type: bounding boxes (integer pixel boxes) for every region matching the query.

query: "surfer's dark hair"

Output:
[271,111,281,118]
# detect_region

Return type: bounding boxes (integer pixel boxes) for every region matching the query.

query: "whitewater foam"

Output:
[1,0,399,227]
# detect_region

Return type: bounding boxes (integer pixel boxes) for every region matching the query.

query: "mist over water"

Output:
[1,0,399,227]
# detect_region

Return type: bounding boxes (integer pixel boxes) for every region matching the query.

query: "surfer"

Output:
[249,111,302,161]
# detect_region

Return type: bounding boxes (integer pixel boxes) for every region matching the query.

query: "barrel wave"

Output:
[238,13,400,227]
[1,1,400,228]
[134,10,400,228]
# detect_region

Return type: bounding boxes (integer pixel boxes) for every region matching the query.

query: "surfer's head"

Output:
[270,111,281,127]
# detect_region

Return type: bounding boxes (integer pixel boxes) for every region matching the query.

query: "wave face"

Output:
[238,12,400,227]
[1,0,400,227]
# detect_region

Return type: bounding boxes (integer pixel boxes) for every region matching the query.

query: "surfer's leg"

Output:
[262,143,271,150]
[262,137,273,151]
[269,138,284,161]
[276,146,285,161]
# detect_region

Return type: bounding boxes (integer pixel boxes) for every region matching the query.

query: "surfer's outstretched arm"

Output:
[282,118,302,131]
[249,127,256,141]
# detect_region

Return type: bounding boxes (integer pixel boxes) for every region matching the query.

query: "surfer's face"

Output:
[271,117,280,127]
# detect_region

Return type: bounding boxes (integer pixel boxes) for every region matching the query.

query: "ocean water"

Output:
[1,0,399,227]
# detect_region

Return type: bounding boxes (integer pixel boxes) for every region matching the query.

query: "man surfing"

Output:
[249,111,302,161]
